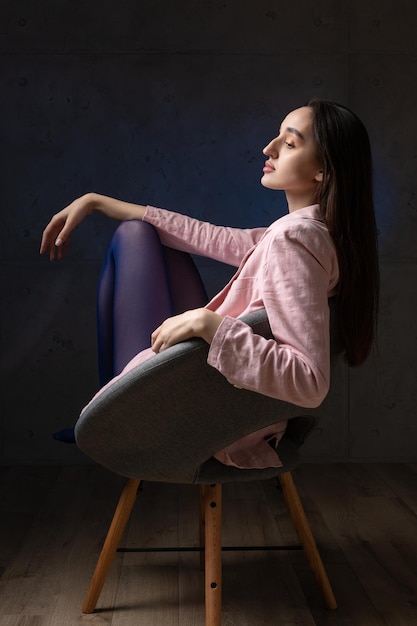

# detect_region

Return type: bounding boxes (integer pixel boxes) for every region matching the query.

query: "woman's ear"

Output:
[314,170,323,182]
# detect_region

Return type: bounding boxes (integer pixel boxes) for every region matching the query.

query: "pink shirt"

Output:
[83,205,338,470]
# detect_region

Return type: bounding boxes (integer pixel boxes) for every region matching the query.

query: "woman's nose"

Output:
[263,139,278,158]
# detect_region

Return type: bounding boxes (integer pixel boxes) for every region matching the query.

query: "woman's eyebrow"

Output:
[285,126,305,140]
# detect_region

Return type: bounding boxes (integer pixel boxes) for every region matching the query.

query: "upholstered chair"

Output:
[75,307,338,625]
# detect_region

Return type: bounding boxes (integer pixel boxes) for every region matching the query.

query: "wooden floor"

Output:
[1,463,417,625]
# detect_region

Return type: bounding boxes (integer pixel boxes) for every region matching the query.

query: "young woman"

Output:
[40,99,379,469]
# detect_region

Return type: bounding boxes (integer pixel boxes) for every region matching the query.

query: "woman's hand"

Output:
[40,193,147,260]
[40,194,94,260]
[151,308,223,353]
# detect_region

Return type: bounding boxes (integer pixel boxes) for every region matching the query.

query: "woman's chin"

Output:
[260,174,279,190]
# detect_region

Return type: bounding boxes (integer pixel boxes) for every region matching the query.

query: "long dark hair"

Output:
[307,99,379,366]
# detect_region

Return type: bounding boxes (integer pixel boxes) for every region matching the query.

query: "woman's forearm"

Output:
[86,192,147,221]
[40,192,148,260]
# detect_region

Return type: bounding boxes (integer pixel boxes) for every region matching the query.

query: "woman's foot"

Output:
[53,427,76,443]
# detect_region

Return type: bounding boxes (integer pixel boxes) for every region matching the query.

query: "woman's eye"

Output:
[284,141,295,148]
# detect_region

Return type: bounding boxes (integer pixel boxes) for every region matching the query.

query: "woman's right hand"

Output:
[40,193,95,260]
[40,193,147,260]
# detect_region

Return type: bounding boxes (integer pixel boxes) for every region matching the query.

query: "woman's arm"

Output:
[40,193,147,260]
[207,224,338,407]
[144,206,267,267]
[40,193,266,265]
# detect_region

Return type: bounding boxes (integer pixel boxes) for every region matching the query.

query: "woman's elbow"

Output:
[293,369,330,408]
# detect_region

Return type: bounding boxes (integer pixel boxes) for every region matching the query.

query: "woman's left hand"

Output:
[151,308,223,353]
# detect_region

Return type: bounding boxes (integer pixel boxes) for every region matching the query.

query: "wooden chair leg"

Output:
[199,485,206,571]
[203,484,222,626]
[82,477,141,613]
[278,471,337,610]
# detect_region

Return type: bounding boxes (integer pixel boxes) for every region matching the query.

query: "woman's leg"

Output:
[164,247,208,315]
[54,219,207,443]
[97,220,207,385]
[97,220,172,385]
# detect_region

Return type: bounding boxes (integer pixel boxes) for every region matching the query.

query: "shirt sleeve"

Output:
[207,224,335,408]
[144,205,267,267]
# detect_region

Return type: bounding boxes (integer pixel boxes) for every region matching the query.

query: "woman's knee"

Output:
[112,219,158,246]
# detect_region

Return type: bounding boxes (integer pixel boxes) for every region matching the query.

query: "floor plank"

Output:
[1,464,417,625]
[292,464,417,624]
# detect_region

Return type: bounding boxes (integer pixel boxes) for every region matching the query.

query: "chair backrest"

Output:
[75,304,341,484]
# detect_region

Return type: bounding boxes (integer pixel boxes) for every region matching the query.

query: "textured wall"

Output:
[1,0,416,464]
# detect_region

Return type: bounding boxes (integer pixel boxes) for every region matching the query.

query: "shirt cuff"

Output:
[207,315,242,379]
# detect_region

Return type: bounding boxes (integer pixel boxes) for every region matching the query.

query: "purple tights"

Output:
[54,219,207,442]
[96,220,208,386]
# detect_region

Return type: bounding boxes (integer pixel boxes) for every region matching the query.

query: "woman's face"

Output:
[261,106,323,210]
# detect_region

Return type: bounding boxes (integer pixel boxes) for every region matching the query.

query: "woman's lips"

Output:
[263,161,275,173]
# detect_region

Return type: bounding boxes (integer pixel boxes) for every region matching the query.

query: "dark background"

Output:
[1,0,416,465]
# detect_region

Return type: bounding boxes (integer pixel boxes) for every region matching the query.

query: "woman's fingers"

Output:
[151,313,194,353]
[40,202,84,259]
[40,217,67,260]
[151,309,223,353]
